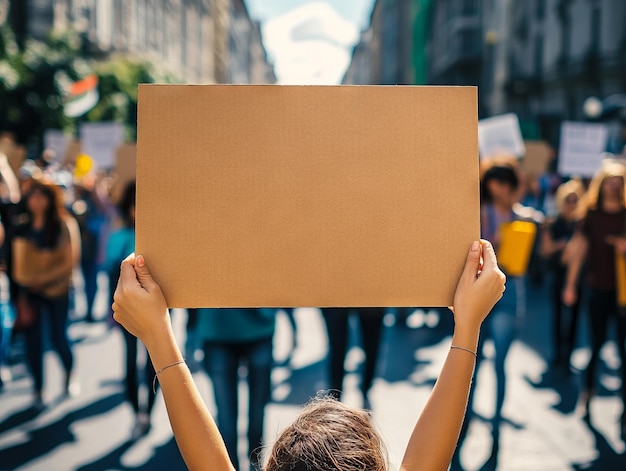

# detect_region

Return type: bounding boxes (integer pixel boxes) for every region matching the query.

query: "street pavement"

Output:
[0,273,626,470]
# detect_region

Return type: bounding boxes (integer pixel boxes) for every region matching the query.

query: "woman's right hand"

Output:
[452,240,506,331]
[112,254,171,349]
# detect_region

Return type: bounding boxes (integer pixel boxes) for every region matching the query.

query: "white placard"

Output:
[558,121,609,177]
[43,129,69,162]
[80,122,124,169]
[478,113,525,158]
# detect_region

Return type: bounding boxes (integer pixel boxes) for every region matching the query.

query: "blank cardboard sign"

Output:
[136,85,479,308]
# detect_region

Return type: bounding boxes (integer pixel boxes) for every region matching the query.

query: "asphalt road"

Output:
[0,273,625,470]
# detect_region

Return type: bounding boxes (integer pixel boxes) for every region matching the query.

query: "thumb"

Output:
[134,255,157,292]
[460,240,481,281]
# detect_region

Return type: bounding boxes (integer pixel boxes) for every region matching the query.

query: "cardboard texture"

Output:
[137,85,479,308]
[522,140,552,175]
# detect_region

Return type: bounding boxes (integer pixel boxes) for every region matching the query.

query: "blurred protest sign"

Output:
[63,139,82,165]
[478,113,525,158]
[80,122,124,169]
[65,75,99,118]
[0,136,27,175]
[44,129,70,162]
[558,121,609,177]
[110,143,136,203]
[137,85,479,308]
[522,140,553,175]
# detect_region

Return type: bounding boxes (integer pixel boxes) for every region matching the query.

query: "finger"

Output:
[461,240,481,280]
[480,239,499,271]
[134,255,158,292]
[119,258,141,291]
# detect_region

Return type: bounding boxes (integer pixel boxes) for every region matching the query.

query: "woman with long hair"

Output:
[112,240,505,471]
[541,179,585,369]
[564,160,626,432]
[12,179,80,407]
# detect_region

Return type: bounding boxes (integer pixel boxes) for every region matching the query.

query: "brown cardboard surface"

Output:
[110,143,136,203]
[523,140,553,175]
[137,85,479,308]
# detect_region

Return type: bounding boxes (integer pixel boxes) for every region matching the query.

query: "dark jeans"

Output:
[203,337,273,471]
[23,292,73,394]
[551,266,581,365]
[81,256,98,319]
[585,288,626,411]
[121,327,157,415]
[322,308,384,399]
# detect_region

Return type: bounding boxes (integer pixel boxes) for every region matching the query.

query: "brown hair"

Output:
[479,155,522,204]
[265,396,388,471]
[26,179,68,249]
[583,159,626,213]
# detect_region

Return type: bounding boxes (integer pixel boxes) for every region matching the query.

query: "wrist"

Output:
[452,323,480,352]
[144,322,182,371]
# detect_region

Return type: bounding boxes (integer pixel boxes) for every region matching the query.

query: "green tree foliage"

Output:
[0,24,177,146]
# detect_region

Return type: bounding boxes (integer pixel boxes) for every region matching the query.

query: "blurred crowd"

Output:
[1,140,626,470]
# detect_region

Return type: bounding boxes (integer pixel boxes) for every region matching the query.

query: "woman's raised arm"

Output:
[400,240,506,471]
[112,255,234,471]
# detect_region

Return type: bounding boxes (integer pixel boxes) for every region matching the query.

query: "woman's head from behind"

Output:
[265,396,387,471]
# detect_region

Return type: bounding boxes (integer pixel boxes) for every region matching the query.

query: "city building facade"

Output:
[5,0,275,84]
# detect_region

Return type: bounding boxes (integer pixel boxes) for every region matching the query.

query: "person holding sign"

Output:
[112,240,505,471]
[563,160,626,434]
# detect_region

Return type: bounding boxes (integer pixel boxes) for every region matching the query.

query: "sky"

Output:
[245,0,376,84]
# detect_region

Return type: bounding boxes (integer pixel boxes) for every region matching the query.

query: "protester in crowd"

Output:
[0,153,19,390]
[105,182,154,439]
[112,240,505,471]
[563,160,626,433]
[12,179,80,407]
[195,308,275,471]
[73,175,108,322]
[322,307,384,409]
[541,179,585,370]
[452,158,538,469]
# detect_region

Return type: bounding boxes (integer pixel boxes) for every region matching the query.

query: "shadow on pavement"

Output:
[572,419,626,470]
[0,403,46,434]
[75,437,185,471]
[0,392,124,470]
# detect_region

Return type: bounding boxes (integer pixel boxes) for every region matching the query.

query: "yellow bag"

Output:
[497,221,537,277]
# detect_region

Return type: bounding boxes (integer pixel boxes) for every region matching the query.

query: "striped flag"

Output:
[64,74,99,118]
